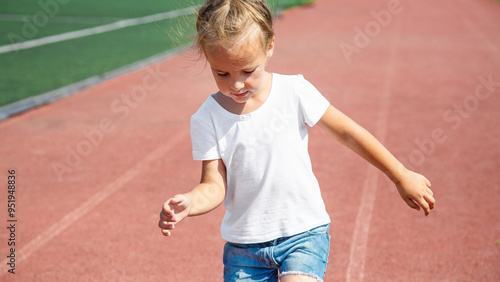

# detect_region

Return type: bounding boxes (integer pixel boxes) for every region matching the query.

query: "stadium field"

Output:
[0,0,313,107]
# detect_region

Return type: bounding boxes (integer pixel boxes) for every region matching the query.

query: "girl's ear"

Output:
[266,36,276,58]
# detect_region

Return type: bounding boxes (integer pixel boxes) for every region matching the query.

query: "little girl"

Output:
[159,0,435,281]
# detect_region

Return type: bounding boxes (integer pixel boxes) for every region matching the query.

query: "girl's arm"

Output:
[159,159,226,236]
[317,105,435,216]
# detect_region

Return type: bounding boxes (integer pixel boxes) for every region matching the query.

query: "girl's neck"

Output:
[214,71,273,115]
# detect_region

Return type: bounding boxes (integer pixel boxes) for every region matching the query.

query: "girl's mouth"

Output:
[232,91,249,97]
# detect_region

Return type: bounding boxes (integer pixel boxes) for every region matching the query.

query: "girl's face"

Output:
[205,35,274,105]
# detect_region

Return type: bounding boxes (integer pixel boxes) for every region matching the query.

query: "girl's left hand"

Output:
[395,170,435,216]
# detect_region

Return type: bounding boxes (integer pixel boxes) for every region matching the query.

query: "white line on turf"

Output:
[0,14,126,24]
[0,130,187,277]
[0,5,199,55]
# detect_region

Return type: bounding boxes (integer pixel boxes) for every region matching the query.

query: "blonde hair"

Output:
[195,0,274,55]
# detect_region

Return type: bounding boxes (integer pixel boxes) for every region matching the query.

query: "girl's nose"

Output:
[231,80,244,91]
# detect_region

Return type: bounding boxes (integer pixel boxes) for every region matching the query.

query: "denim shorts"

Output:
[223,224,330,282]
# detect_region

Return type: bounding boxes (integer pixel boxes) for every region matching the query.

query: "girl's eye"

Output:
[217,73,228,77]
[244,69,256,75]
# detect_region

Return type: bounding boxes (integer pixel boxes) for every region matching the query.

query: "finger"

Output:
[160,222,176,236]
[169,197,186,212]
[158,220,175,229]
[164,196,185,211]
[424,193,436,210]
[160,212,177,225]
[415,197,431,216]
[159,211,171,221]
[162,198,182,216]
[424,206,430,216]
[162,201,174,216]
[426,186,434,196]
[404,197,420,211]
[424,177,432,188]
[169,195,186,207]
[163,198,175,212]
[169,197,182,204]
[160,208,179,222]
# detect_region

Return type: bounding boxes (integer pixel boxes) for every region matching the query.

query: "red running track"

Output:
[1,0,499,281]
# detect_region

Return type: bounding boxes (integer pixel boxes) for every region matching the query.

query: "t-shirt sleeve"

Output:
[190,113,221,161]
[295,75,331,127]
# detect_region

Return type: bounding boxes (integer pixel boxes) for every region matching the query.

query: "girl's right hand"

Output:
[158,194,191,236]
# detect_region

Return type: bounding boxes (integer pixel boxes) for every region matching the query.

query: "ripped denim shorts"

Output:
[223,224,330,281]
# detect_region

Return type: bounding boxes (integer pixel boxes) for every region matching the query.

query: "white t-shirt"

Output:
[190,73,331,243]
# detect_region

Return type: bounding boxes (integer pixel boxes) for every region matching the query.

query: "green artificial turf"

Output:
[0,0,315,107]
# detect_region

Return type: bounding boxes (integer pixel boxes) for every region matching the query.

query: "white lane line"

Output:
[0,14,126,24]
[0,130,187,276]
[345,31,397,282]
[0,5,199,55]
[345,166,383,282]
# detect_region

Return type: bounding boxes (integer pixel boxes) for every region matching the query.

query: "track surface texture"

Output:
[1,0,499,281]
